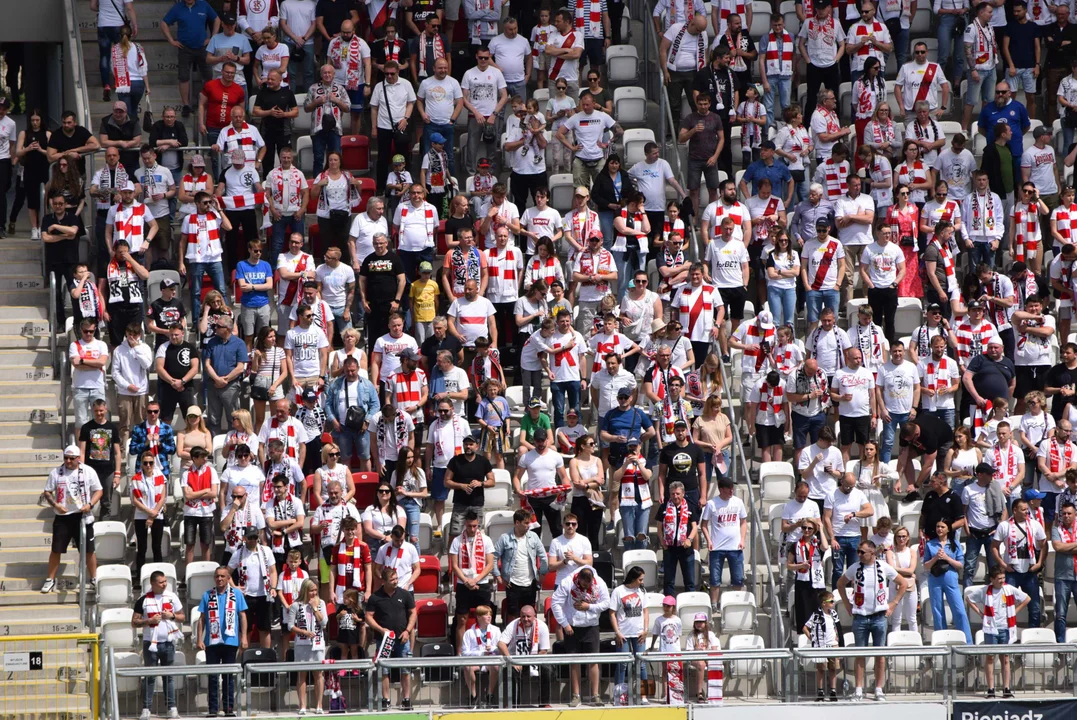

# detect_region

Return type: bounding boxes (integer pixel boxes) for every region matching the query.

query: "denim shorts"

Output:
[1005,68,1036,94]
[379,639,412,675]
[347,86,366,113]
[852,612,888,647]
[984,630,1010,645]
[709,549,745,587]
[430,466,449,501]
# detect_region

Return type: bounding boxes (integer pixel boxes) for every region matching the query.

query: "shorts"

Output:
[984,630,1011,645]
[564,624,600,654]
[582,38,606,68]
[455,584,494,616]
[717,285,747,320]
[535,54,550,72]
[347,86,366,114]
[320,546,334,583]
[183,516,214,547]
[755,423,784,447]
[709,549,745,587]
[792,412,827,449]
[177,46,211,83]
[51,514,95,554]
[687,157,721,191]
[431,466,449,502]
[294,644,327,662]
[379,638,412,676]
[238,304,271,337]
[336,626,361,645]
[449,505,484,538]
[839,415,872,446]
[1015,365,1049,400]
[245,594,274,632]
[851,612,888,647]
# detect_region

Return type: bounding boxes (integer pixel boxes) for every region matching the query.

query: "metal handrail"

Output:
[644,648,794,662]
[78,519,87,629]
[950,643,1077,657]
[65,0,92,130]
[794,646,952,660]
[48,271,57,376]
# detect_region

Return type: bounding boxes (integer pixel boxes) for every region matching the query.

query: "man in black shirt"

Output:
[372,23,412,79]
[445,435,495,535]
[155,325,202,426]
[252,69,299,175]
[896,413,955,494]
[964,337,1017,411]
[365,566,417,711]
[98,102,143,176]
[47,111,100,176]
[146,278,188,350]
[657,419,707,508]
[1046,342,1077,422]
[78,398,122,517]
[659,480,700,595]
[41,192,84,328]
[1043,5,1077,126]
[359,233,407,354]
[419,317,463,373]
[316,0,360,43]
[918,472,967,541]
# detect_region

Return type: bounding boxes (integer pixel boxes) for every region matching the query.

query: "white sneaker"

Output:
[874,689,886,702]
[640,696,650,705]
[852,690,863,703]
[168,708,180,719]
[40,578,55,593]
[30,227,40,241]
[140,710,151,720]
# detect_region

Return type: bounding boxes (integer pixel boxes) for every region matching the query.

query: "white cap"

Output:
[987,334,1004,347]
[63,445,80,457]
[757,309,773,326]
[121,181,135,191]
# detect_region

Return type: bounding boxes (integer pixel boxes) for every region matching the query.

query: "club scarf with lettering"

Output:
[142,591,183,642]
[667,23,706,71]
[969,191,997,234]
[269,495,302,551]
[796,535,826,588]
[983,584,1017,640]
[763,31,794,76]
[417,32,446,77]
[662,497,692,546]
[295,601,326,650]
[756,380,785,425]
[993,443,1020,485]
[575,0,604,37]
[458,531,487,580]
[853,559,887,608]
[207,588,238,644]
[519,485,570,528]
[111,43,147,95]
[335,537,370,601]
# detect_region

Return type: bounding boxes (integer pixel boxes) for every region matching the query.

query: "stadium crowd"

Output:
[25,0,1077,711]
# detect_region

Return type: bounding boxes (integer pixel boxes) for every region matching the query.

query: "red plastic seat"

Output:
[341,135,370,173]
[355,177,376,213]
[352,471,380,508]
[414,555,440,594]
[544,595,559,634]
[435,219,449,255]
[542,570,557,591]
[231,269,242,303]
[416,597,448,640]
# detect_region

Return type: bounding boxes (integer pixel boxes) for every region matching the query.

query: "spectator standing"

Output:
[194,567,249,717]
[550,567,610,706]
[91,0,137,102]
[964,2,1000,132]
[991,497,1046,627]
[79,400,123,518]
[161,0,220,118]
[798,1,846,122]
[448,508,496,646]
[493,509,550,619]
[366,567,417,710]
[678,93,725,218]
[1002,2,1041,121]
[759,16,796,128]
[198,63,246,176]
[40,447,103,593]
[280,0,318,92]
[660,14,708,126]
[462,49,509,176]
[922,519,973,641]
[489,18,533,100]
[893,41,951,119]
[444,435,494,537]
[825,473,874,587]
[204,320,250,434]
[206,16,253,93]
[47,112,101,177]
[1052,502,1077,640]
[70,319,110,438]
[227,527,278,649]
[252,70,298,170]
[659,480,700,594]
[132,570,185,720]
[701,477,747,610]
[417,59,463,166]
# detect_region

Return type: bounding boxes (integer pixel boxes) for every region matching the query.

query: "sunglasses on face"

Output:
[232,493,245,499]
[914,49,926,55]
[328,452,340,457]
[378,489,391,494]
[142,461,155,466]
[147,409,160,415]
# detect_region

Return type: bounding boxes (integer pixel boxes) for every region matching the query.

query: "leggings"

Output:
[890,584,919,631]
[570,495,603,549]
[134,518,165,578]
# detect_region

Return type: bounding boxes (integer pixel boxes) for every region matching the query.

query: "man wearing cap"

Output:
[991,495,1046,626]
[658,416,707,511]
[601,387,655,467]
[41,447,104,593]
[740,141,794,204]
[800,214,844,331]
[909,303,950,364]
[518,398,554,455]
[147,276,187,352]
[105,181,158,268]
[206,15,253,90]
[215,147,264,276]
[99,101,143,184]
[227,525,278,649]
[205,318,250,434]
[953,299,995,373]
[550,566,610,706]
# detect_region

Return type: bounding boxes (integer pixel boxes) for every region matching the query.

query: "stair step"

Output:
[0,384,61,401]
[0,561,79,581]
[0,276,46,291]
[0,433,64,448]
[0,245,43,262]
[0,602,83,622]
[0,408,60,425]
[0,504,60,519]
[0,320,52,336]
[0,366,55,382]
[0,489,56,505]
[0,448,64,464]
[0,349,53,366]
[0,305,49,321]
[0,530,57,548]
[0,589,84,605]
[0,420,61,435]
[0,334,50,349]
[0,462,62,477]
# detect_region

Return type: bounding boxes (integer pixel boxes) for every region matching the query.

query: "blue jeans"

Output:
[763,75,792,127]
[97,26,123,88]
[118,79,145,118]
[283,38,316,93]
[188,261,227,325]
[928,571,973,643]
[806,289,840,323]
[620,503,650,550]
[971,241,995,268]
[205,643,238,714]
[332,426,370,462]
[767,285,796,329]
[421,123,456,174]
[963,533,998,587]
[269,215,304,270]
[312,129,342,176]
[663,545,696,595]
[937,15,965,83]
[599,211,617,252]
[142,640,176,710]
[1008,570,1041,627]
[506,80,528,103]
[793,411,827,449]
[399,247,434,282]
[709,549,745,587]
[551,380,581,431]
[1055,579,1077,642]
[615,636,648,684]
[832,536,861,589]
[400,496,421,541]
[852,612,888,647]
[880,411,909,464]
[1065,128,1075,157]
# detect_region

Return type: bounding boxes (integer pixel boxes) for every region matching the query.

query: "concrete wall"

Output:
[0,0,66,43]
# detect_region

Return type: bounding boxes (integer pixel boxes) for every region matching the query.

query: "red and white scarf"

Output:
[268,166,308,213]
[182,211,223,261]
[458,531,487,582]
[795,536,826,588]
[993,443,1020,485]
[821,158,848,200]
[662,498,692,547]
[763,31,794,76]
[983,585,1017,641]
[1047,439,1076,475]
[1014,203,1040,262]
[744,321,777,372]
[931,237,958,293]
[575,0,604,37]
[207,588,238,644]
[279,566,308,606]
[667,23,706,71]
[142,591,183,642]
[184,463,215,511]
[111,43,147,95]
[398,202,436,247]
[335,537,369,602]
[269,417,299,460]
[924,356,952,404]
[113,202,147,250]
[756,380,784,426]
[417,32,446,77]
[867,118,896,148]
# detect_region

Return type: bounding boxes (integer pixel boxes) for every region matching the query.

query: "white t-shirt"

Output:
[703,238,749,288]
[917,356,960,411]
[934,148,976,201]
[228,544,276,597]
[560,110,617,163]
[700,495,747,550]
[374,541,421,587]
[802,238,846,290]
[834,194,876,246]
[98,0,132,26]
[825,487,870,537]
[651,615,683,651]
[222,464,266,500]
[798,18,846,68]
[549,533,593,584]
[70,339,109,391]
[894,61,949,112]
[544,30,585,83]
[134,165,175,219]
[961,481,993,531]
[371,333,419,382]
[782,499,821,543]
[1015,314,1056,367]
[448,296,497,346]
[284,326,329,378]
[255,43,290,83]
[1022,145,1058,196]
[860,241,904,287]
[967,584,1030,634]
[629,159,676,212]
[488,33,532,83]
[992,518,1047,574]
[417,75,464,126]
[505,113,548,176]
[831,366,876,417]
[362,503,408,538]
[806,327,851,376]
[877,361,920,414]
[499,618,552,654]
[433,365,470,416]
[798,444,844,499]
[841,560,898,614]
[426,415,470,468]
[663,23,708,71]
[518,448,564,491]
[349,212,388,265]
[521,207,562,254]
[461,66,507,117]
[279,0,318,37]
[314,263,355,308]
[610,585,647,637]
[1018,412,1055,451]
[370,80,417,130]
[45,464,103,521]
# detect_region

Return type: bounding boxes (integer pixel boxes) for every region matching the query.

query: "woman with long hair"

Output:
[176,407,213,469]
[692,393,733,482]
[923,519,973,642]
[313,151,360,257]
[885,187,923,298]
[362,481,406,556]
[46,157,84,215]
[568,434,605,547]
[177,155,214,217]
[620,268,663,373]
[853,57,886,148]
[787,518,828,630]
[224,409,260,469]
[251,326,290,430]
[611,190,650,299]
[198,289,236,351]
[329,327,367,377]
[292,578,328,713]
[774,103,813,204]
[944,426,982,492]
[545,79,576,175]
[11,109,50,237]
[865,101,901,160]
[112,24,150,116]
[889,526,919,631]
[850,440,889,537]
[895,140,934,207]
[523,238,564,299]
[592,153,635,253]
[254,29,290,88]
[765,231,800,328]
[130,451,167,578]
[686,613,722,703]
[392,446,428,545]
[514,281,550,341]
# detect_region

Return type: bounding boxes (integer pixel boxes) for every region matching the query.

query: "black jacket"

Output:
[980,141,1018,199]
[590,170,637,215]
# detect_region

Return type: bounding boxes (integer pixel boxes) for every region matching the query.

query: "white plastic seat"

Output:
[96,564,133,606]
[759,461,795,504]
[614,86,648,126]
[781,0,799,35]
[548,173,576,213]
[606,45,639,83]
[186,561,218,608]
[895,297,924,336]
[112,651,142,693]
[504,386,524,413]
[887,629,924,675]
[767,503,785,549]
[94,521,128,564]
[728,634,765,676]
[676,591,712,629]
[750,2,771,37]
[293,94,311,134]
[140,562,178,595]
[932,629,970,671]
[100,608,137,649]
[622,128,655,168]
[720,590,757,633]
[418,513,434,552]
[484,510,515,542]
[485,485,511,508]
[897,499,923,538]
[622,549,659,589]
[532,88,550,105]
[1020,627,1057,670]
[295,134,314,175]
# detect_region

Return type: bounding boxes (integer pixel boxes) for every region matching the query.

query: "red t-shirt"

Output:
[201,79,246,130]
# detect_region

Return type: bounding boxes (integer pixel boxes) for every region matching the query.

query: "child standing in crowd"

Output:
[476,379,511,469]
[803,591,843,702]
[531,6,555,88]
[966,567,1031,699]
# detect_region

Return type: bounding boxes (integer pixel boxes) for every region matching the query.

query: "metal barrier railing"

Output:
[110,648,245,720]
[949,643,1077,697]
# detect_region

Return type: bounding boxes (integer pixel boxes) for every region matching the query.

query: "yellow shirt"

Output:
[409,278,439,323]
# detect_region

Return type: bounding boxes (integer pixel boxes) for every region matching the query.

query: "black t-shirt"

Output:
[41,211,84,266]
[659,441,705,494]
[367,587,415,634]
[161,341,200,389]
[79,419,119,469]
[1046,361,1077,421]
[254,87,298,135]
[446,452,493,507]
[898,413,954,457]
[967,354,1016,405]
[147,298,187,348]
[420,333,461,368]
[315,0,358,36]
[360,251,405,302]
[372,38,411,70]
[47,126,94,175]
[657,498,701,542]
[920,488,966,540]
[405,0,442,34]
[443,215,475,245]
[692,65,736,114]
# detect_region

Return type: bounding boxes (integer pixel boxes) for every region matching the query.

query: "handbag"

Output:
[250,349,277,401]
[382,81,409,148]
[343,378,367,431]
[142,97,154,133]
[1065,107,1077,129]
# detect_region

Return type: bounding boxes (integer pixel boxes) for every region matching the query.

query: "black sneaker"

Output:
[182,104,192,118]
[986,689,996,699]
[103,87,111,102]
[816,691,825,702]
[380,699,390,711]
[1003,689,1014,699]
[829,691,837,703]
[469,696,478,708]
[401,699,412,710]
[486,694,498,708]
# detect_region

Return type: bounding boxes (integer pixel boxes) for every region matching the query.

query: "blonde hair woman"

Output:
[224,409,260,468]
[176,407,212,469]
[330,327,368,377]
[113,24,149,116]
[199,289,235,349]
[692,394,733,480]
[251,326,290,430]
[293,578,328,712]
[315,442,353,506]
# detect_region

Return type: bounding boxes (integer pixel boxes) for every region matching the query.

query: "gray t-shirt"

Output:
[922,243,948,293]
[1053,524,1077,581]
[680,112,724,162]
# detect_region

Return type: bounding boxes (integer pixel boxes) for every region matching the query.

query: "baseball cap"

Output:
[462,434,479,445]
[191,154,206,167]
[674,419,689,428]
[121,181,135,191]
[1023,488,1046,500]
[419,261,433,274]
[401,347,421,361]
[626,437,641,447]
[662,595,677,606]
[430,132,446,144]
[160,277,178,289]
[221,13,238,24]
[694,612,709,622]
[966,299,984,309]
[113,100,127,112]
[566,408,579,417]
[302,388,318,402]
[477,157,493,169]
[926,303,942,312]
[987,334,1004,347]
[186,406,203,417]
[528,398,546,409]
[617,386,634,399]
[392,154,406,164]
[63,445,80,457]
[533,427,549,442]
[1034,126,1052,139]
[815,217,830,229]
[245,526,261,539]
[230,148,246,162]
